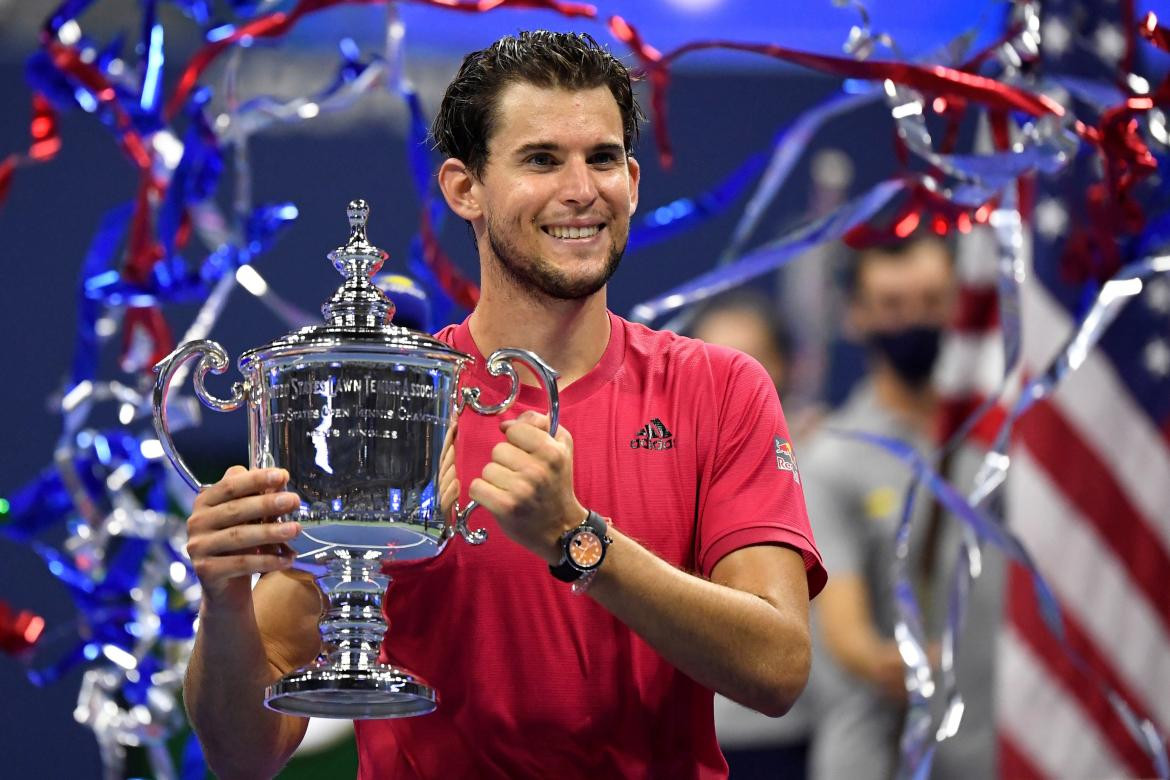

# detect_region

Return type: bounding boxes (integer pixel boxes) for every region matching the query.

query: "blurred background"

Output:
[1,0,1168,777]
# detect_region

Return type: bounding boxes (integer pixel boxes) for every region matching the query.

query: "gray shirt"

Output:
[801,381,1003,780]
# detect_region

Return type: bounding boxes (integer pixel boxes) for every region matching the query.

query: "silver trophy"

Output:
[152,199,559,719]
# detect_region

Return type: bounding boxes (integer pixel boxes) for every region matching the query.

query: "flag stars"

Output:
[1144,339,1170,378]
[1035,198,1069,239]
[1093,23,1126,64]
[1041,17,1072,57]
[1145,278,1170,315]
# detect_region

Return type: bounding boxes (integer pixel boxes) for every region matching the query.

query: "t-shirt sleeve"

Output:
[695,350,827,599]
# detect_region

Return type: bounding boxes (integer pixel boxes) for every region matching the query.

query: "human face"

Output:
[474,83,640,301]
[692,309,786,391]
[850,240,956,336]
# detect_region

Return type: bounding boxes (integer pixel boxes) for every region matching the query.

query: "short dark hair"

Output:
[430,30,643,178]
[844,231,954,300]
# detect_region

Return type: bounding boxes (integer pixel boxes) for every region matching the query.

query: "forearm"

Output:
[586,528,810,717]
[184,599,305,779]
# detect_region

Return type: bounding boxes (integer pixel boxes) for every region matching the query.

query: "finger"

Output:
[441,478,460,516]
[440,430,457,472]
[502,411,550,433]
[188,521,300,559]
[503,421,560,456]
[489,440,531,471]
[190,492,299,532]
[194,552,294,583]
[468,477,512,517]
[198,468,288,508]
[480,461,526,494]
[554,423,573,451]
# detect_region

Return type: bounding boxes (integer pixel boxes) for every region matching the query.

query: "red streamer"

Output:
[0,599,45,656]
[420,210,480,310]
[0,94,61,209]
[168,0,599,119]
[1139,12,1170,54]
[608,20,1068,169]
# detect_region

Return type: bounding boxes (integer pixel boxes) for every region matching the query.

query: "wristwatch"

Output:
[549,510,611,584]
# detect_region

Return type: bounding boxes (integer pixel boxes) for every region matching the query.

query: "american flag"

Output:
[936,2,1170,776]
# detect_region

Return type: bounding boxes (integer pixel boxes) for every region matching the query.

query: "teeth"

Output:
[547,225,600,239]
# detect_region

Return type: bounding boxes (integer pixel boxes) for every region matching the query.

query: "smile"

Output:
[543,224,604,240]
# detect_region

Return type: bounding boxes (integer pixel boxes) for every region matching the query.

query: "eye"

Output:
[589,151,620,166]
[526,153,557,167]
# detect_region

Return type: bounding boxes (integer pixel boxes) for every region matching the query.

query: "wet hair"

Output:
[844,231,955,300]
[430,30,643,178]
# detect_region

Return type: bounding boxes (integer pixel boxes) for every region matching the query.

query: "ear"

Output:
[437,158,482,221]
[626,154,641,215]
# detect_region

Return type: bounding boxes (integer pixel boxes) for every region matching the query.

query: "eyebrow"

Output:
[512,141,626,157]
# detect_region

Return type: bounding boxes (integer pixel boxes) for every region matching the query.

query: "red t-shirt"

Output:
[355,312,825,778]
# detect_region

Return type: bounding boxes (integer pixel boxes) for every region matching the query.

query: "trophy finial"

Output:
[346,199,371,246]
[324,198,394,327]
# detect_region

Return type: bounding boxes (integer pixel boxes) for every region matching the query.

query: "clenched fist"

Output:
[468,410,587,564]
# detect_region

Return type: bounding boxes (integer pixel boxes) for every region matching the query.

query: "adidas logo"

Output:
[630,418,674,451]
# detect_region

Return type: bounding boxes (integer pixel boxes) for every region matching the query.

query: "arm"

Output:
[468,412,814,717]
[590,533,810,716]
[816,573,907,700]
[182,466,321,779]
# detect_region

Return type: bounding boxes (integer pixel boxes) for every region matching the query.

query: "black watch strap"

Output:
[549,510,609,583]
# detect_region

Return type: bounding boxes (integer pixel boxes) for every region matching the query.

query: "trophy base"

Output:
[264,664,437,720]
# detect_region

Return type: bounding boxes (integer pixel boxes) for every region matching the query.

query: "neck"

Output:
[468,263,611,389]
[871,362,937,432]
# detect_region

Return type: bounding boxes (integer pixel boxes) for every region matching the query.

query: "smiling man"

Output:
[180,31,825,778]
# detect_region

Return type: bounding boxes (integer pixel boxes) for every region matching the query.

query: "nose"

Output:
[558,157,598,208]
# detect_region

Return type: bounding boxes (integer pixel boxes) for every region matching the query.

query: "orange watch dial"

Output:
[569,531,603,568]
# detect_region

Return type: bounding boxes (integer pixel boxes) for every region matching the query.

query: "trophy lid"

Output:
[238,199,469,366]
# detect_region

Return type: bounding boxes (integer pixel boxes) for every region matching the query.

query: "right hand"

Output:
[186,465,301,609]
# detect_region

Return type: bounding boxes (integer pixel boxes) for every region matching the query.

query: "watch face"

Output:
[568,530,604,568]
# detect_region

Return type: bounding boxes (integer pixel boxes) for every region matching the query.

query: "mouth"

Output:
[541,223,606,242]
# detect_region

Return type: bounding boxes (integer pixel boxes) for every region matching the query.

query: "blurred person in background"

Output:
[689,289,820,779]
[800,233,1002,780]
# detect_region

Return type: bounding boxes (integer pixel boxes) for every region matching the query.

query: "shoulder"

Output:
[433,322,459,346]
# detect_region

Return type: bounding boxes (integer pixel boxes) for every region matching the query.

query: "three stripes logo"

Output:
[630,418,674,451]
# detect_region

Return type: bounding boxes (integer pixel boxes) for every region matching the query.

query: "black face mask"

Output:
[867,325,943,387]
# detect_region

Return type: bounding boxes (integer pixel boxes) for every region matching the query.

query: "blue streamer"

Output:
[181,731,205,780]
[629,177,907,324]
[158,88,222,257]
[627,150,768,253]
[44,0,99,37]
[1,469,71,542]
[718,88,881,265]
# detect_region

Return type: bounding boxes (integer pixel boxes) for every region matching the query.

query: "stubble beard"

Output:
[484,211,626,301]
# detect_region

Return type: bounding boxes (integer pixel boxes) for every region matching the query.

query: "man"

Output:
[181,31,824,778]
[801,234,1000,779]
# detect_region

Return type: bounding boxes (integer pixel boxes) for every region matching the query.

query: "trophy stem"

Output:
[318,554,392,667]
[263,549,437,719]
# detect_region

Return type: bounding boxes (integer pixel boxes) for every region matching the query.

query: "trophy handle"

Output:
[453,348,560,545]
[152,339,247,492]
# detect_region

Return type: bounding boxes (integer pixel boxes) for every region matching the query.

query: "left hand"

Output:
[468,410,587,564]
